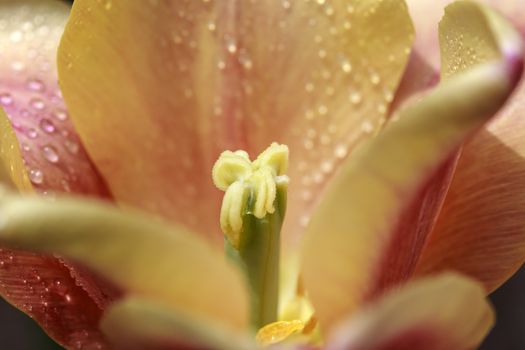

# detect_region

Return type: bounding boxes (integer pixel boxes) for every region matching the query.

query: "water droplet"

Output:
[305,82,315,92]
[361,120,374,133]
[30,98,46,110]
[29,168,44,185]
[318,105,328,115]
[11,61,25,71]
[42,145,59,163]
[27,128,38,139]
[341,60,352,73]
[303,139,314,150]
[0,93,13,106]
[9,30,22,43]
[321,160,333,174]
[207,21,216,32]
[238,51,253,70]
[60,179,71,192]
[350,92,362,105]
[335,144,348,159]
[104,0,112,10]
[225,35,237,54]
[52,109,68,121]
[217,60,226,70]
[64,139,79,154]
[64,294,72,303]
[39,118,56,133]
[370,73,381,85]
[26,78,45,92]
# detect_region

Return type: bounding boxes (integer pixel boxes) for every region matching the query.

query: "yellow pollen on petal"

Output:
[212,143,289,247]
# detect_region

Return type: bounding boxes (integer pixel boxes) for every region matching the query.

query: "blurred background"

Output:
[0,0,523,349]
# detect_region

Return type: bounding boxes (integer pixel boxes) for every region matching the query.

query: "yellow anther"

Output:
[212,151,252,191]
[212,143,289,247]
[256,320,305,346]
[254,142,289,175]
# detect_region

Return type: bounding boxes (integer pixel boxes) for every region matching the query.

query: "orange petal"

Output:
[326,273,493,350]
[301,1,523,333]
[413,0,525,292]
[57,1,414,245]
[415,82,525,293]
[401,2,525,291]
[0,0,110,197]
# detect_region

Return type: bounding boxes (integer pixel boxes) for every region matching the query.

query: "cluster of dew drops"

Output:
[0,17,81,195]
[153,0,411,231]
[0,11,105,350]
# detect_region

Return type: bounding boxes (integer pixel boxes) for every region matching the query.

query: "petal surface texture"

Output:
[57,0,414,245]
[0,0,110,197]
[409,2,525,292]
[301,1,523,333]
[101,296,254,350]
[0,1,114,348]
[0,195,249,331]
[326,273,493,350]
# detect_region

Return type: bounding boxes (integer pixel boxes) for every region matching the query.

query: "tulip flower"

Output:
[0,0,524,349]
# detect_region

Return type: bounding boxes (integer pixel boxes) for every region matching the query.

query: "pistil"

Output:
[212,143,289,330]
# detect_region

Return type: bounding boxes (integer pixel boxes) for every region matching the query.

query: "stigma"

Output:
[212,143,289,248]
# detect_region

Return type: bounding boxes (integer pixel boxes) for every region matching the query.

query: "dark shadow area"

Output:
[0,299,62,349]
[481,264,525,350]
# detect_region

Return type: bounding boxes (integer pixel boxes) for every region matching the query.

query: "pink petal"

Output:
[57,1,414,246]
[0,2,117,348]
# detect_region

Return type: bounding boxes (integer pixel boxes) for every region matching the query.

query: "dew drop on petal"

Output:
[52,109,68,121]
[361,120,374,133]
[64,139,79,154]
[26,128,38,139]
[30,98,46,111]
[26,78,45,92]
[0,93,13,107]
[28,168,44,185]
[341,60,352,73]
[334,144,348,159]
[39,118,56,133]
[370,72,381,85]
[349,95,361,107]
[42,145,59,163]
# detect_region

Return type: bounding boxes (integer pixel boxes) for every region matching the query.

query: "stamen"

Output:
[212,143,289,247]
[212,142,289,329]
[255,320,306,346]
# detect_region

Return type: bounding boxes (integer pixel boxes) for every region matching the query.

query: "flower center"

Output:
[212,143,289,330]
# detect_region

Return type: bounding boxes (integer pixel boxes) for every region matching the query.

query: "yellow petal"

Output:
[327,273,493,350]
[57,1,414,246]
[0,108,31,191]
[0,195,248,330]
[406,0,525,72]
[301,1,523,332]
[101,296,253,350]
